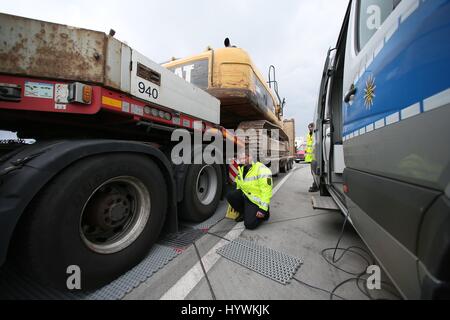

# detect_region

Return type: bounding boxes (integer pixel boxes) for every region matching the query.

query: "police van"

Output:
[312,0,449,299]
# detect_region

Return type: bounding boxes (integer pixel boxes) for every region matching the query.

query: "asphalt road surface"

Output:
[124,164,400,300]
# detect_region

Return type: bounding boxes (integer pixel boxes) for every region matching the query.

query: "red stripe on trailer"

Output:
[0,75,101,114]
[229,164,238,176]
[228,159,239,183]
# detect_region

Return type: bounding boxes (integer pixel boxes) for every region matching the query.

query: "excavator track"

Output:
[237,120,290,162]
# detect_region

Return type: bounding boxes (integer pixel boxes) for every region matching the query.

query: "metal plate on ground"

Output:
[183,201,227,231]
[0,244,180,300]
[312,196,340,211]
[0,201,229,300]
[216,238,302,285]
[159,227,206,249]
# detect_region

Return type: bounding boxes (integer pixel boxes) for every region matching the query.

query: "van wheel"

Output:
[180,164,223,222]
[14,154,167,290]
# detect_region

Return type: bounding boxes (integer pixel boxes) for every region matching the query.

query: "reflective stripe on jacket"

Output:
[235,162,273,211]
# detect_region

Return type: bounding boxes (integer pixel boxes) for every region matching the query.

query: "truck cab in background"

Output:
[313,0,450,299]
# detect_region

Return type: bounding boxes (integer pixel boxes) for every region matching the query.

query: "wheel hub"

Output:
[195,165,218,206]
[80,176,151,254]
[85,192,131,229]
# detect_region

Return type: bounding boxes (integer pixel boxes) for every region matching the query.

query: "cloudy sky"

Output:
[1,0,348,138]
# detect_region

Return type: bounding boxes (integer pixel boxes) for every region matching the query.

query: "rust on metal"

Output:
[0,13,106,84]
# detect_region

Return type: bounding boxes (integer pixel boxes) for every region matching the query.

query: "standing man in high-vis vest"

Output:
[306,122,319,192]
[226,147,273,230]
[305,123,315,164]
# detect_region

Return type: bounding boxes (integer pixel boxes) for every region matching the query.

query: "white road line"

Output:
[159,167,298,300]
[159,223,244,300]
[272,167,297,195]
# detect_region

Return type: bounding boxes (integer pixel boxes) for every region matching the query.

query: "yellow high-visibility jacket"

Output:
[305,133,314,163]
[236,162,273,211]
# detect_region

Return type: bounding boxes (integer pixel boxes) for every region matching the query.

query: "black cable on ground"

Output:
[209,227,352,301]
[207,231,231,242]
[322,214,402,300]
[193,242,217,300]
[208,211,402,300]
[292,277,346,300]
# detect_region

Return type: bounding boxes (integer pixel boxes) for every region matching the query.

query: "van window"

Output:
[357,0,401,51]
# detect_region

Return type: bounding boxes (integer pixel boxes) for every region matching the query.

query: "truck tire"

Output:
[13,154,167,290]
[180,164,223,222]
[280,161,287,173]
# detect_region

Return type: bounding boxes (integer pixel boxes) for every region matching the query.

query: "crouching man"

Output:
[226,149,273,230]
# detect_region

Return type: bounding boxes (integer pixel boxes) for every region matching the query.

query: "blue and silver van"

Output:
[313,0,450,299]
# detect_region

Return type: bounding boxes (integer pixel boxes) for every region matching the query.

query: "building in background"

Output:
[283,119,296,157]
[295,136,305,151]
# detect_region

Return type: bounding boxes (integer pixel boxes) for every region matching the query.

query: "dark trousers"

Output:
[226,189,266,230]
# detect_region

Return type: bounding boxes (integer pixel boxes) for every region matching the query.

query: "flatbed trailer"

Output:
[0,13,295,291]
[0,12,228,291]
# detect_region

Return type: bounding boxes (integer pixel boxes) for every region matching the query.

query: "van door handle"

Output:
[344,84,357,103]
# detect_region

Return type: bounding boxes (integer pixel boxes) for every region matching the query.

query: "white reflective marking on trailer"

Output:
[423,88,450,112]
[401,103,421,120]
[366,123,374,133]
[131,104,143,116]
[159,168,297,300]
[122,101,130,113]
[229,165,239,175]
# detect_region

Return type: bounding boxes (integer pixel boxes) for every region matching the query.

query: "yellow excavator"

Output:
[163,38,295,170]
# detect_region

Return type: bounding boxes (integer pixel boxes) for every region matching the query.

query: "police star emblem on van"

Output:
[364,75,376,109]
